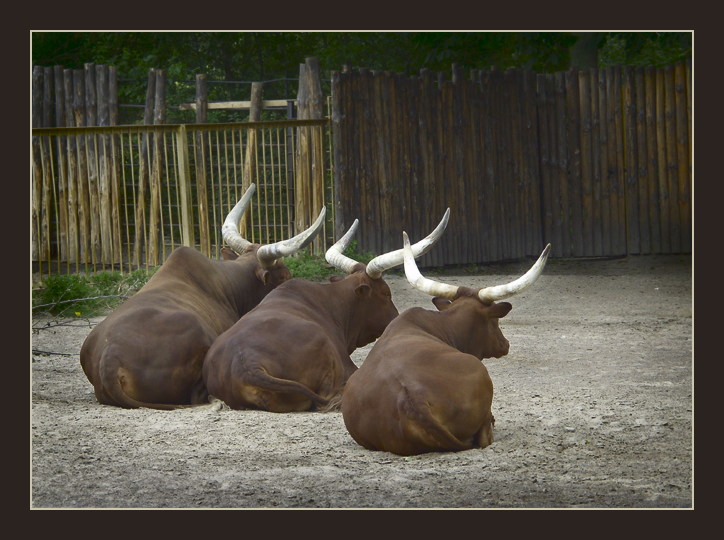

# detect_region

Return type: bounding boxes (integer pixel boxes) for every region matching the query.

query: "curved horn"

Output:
[477,244,551,302]
[325,219,361,274]
[365,208,451,279]
[402,231,459,299]
[221,183,257,254]
[256,207,327,266]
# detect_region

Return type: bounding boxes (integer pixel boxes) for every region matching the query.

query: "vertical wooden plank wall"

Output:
[332,66,545,266]
[331,62,692,264]
[333,66,545,264]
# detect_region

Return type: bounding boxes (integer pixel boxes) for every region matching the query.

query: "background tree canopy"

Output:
[32,31,691,123]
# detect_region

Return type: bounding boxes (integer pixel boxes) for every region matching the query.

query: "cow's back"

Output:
[202,278,360,412]
[80,247,262,408]
[342,309,495,455]
[81,302,217,407]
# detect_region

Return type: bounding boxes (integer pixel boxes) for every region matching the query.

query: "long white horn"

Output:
[256,207,327,266]
[325,219,361,274]
[402,231,460,299]
[221,184,257,254]
[477,244,551,302]
[365,208,451,279]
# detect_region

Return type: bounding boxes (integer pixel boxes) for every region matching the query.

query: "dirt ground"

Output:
[30,254,693,509]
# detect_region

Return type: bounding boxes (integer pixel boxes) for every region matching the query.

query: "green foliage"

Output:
[598,32,692,68]
[33,31,691,83]
[409,32,578,73]
[284,241,377,281]
[284,250,337,281]
[33,269,155,317]
[31,31,692,125]
[34,274,95,316]
[342,240,375,266]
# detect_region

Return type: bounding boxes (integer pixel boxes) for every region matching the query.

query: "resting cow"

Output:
[341,232,551,455]
[202,210,450,413]
[80,184,325,409]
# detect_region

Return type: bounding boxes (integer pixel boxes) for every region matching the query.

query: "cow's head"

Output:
[402,231,550,360]
[221,183,325,289]
[325,210,450,348]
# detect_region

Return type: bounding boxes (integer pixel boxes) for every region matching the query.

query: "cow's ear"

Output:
[490,302,512,318]
[255,267,271,285]
[329,275,345,283]
[432,297,452,311]
[355,283,372,298]
[221,248,238,261]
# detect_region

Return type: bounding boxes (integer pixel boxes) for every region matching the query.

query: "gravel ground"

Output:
[30,254,692,509]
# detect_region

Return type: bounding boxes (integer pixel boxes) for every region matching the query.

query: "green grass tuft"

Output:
[285,241,378,281]
[342,240,375,266]
[284,250,337,281]
[32,268,156,317]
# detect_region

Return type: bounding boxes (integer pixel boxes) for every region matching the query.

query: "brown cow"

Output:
[80,184,325,409]
[201,210,450,413]
[341,232,551,455]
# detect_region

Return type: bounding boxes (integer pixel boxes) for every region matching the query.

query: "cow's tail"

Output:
[98,348,202,411]
[242,368,333,411]
[399,387,472,452]
[319,393,343,412]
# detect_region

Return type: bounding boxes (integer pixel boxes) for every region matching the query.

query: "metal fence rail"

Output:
[32,119,334,279]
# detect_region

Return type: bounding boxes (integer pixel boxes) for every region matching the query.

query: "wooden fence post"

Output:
[96,64,115,265]
[295,60,311,243]
[56,68,71,265]
[674,62,691,252]
[588,68,603,257]
[663,65,681,254]
[32,67,43,266]
[607,66,627,256]
[63,69,79,269]
[578,69,595,256]
[194,74,211,255]
[133,69,156,267]
[330,69,346,243]
[84,63,101,267]
[622,66,639,254]
[108,65,123,268]
[176,124,195,248]
[644,66,661,254]
[148,68,166,265]
[71,69,90,268]
[295,57,325,253]
[242,81,263,240]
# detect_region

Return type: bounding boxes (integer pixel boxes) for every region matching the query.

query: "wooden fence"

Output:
[32,58,331,279]
[33,59,692,277]
[31,119,334,278]
[32,63,121,129]
[331,62,692,265]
